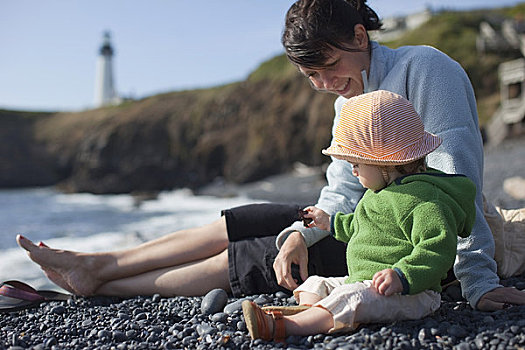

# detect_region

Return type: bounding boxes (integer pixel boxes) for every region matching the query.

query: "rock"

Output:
[112,330,127,342]
[50,305,66,315]
[196,323,216,337]
[444,283,463,301]
[503,176,525,199]
[483,315,495,323]
[43,337,57,348]
[97,329,111,339]
[253,295,271,305]
[515,281,525,290]
[275,291,289,299]
[201,288,229,315]
[447,325,468,338]
[224,299,247,315]
[210,312,228,323]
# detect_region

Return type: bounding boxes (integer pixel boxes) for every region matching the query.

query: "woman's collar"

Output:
[366,41,386,92]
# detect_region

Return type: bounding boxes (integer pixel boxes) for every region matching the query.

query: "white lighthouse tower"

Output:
[94,31,119,107]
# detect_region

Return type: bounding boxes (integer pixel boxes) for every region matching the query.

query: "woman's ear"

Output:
[353,24,369,49]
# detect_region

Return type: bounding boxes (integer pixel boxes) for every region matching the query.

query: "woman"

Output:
[18,0,525,311]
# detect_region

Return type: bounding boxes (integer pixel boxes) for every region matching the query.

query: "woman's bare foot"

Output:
[40,267,77,294]
[16,234,104,296]
[30,241,76,294]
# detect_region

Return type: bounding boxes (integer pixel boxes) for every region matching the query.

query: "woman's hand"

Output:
[273,231,308,291]
[302,206,330,231]
[477,286,525,311]
[372,268,403,296]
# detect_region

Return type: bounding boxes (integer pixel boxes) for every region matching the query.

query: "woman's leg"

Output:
[96,249,231,297]
[17,217,229,296]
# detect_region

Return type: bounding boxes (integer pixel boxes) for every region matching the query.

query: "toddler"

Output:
[242,90,476,342]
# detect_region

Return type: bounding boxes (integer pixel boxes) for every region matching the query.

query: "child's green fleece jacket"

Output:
[332,169,476,295]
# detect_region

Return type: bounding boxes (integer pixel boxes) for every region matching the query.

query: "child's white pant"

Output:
[293,276,441,333]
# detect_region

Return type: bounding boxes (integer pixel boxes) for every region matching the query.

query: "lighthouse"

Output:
[94,31,119,107]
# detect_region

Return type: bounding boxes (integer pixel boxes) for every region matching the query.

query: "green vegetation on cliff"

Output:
[383,5,524,123]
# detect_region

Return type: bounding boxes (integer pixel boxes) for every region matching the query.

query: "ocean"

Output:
[0,187,255,291]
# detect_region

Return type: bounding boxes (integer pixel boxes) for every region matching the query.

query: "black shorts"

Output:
[222,203,347,297]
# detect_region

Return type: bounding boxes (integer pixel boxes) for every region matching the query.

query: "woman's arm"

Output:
[404,47,500,307]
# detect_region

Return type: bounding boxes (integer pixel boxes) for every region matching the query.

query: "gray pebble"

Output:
[515,281,525,290]
[125,329,137,338]
[224,298,247,314]
[44,337,57,348]
[196,323,216,337]
[112,330,127,342]
[237,321,246,331]
[135,312,147,320]
[253,294,272,305]
[454,341,470,350]
[210,312,228,323]
[418,328,429,341]
[447,325,468,338]
[50,305,65,315]
[275,291,289,299]
[474,337,485,349]
[201,288,229,315]
[483,315,495,323]
[117,312,130,320]
[97,329,111,339]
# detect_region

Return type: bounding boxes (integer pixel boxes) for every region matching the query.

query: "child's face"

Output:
[350,162,385,191]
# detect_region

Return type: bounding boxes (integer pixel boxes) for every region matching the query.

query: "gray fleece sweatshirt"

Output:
[276,41,500,309]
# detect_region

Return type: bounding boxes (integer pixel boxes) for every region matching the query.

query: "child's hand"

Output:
[301,206,330,231]
[372,269,403,296]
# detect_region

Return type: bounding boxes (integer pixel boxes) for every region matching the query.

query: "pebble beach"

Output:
[2,136,525,350]
[1,276,525,349]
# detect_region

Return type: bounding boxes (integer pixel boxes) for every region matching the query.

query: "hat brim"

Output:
[322,132,442,166]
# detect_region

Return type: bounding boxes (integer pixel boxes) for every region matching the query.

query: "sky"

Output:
[1,1,523,112]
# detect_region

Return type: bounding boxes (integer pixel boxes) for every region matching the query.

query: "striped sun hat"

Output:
[322,90,442,165]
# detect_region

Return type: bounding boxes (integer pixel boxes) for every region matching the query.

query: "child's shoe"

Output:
[242,300,286,343]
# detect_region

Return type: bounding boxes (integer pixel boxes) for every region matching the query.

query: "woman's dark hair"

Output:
[282,0,382,68]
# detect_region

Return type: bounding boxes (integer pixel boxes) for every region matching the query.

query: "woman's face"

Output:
[297,25,371,99]
[298,46,370,99]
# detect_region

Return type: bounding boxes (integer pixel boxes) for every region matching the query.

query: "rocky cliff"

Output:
[0,110,61,187]
[1,57,336,194]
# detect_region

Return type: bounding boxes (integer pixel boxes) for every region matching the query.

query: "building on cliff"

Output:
[479,16,525,146]
[371,9,432,42]
[94,31,121,107]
